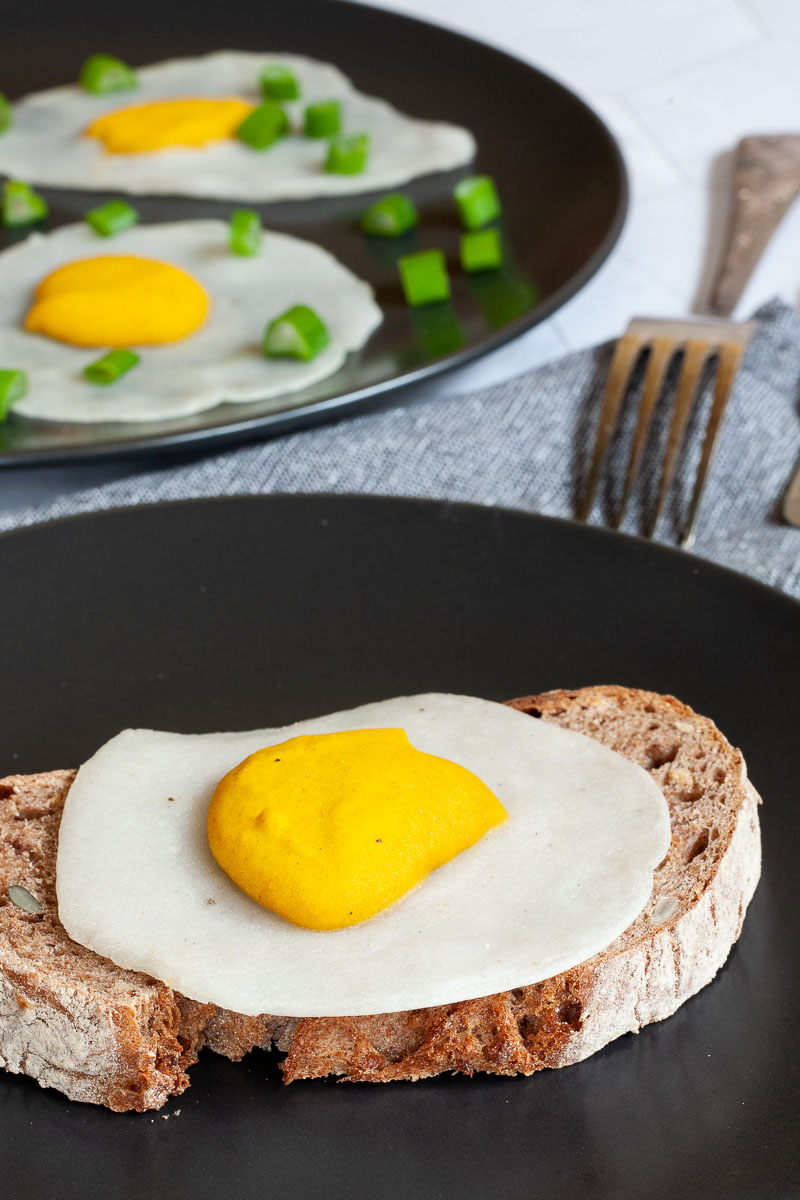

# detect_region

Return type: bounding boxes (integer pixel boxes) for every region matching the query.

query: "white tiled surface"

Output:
[742,0,800,36]
[3,0,800,509]
[630,39,800,180]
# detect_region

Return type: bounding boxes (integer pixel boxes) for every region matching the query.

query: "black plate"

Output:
[1,494,798,1200]
[0,0,626,466]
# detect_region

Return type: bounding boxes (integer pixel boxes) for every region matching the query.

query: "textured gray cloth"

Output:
[3,300,800,597]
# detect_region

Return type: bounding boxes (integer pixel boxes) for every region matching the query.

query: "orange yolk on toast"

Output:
[207,728,508,930]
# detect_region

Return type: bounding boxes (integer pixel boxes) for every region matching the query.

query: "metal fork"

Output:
[578,316,756,547]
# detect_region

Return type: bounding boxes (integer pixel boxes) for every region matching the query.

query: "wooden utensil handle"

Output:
[708,134,800,317]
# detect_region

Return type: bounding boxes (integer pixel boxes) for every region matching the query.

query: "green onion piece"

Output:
[0,369,27,420]
[85,199,139,237]
[236,102,289,150]
[0,93,12,137]
[79,53,138,95]
[229,209,262,256]
[1,180,49,228]
[460,228,503,273]
[304,100,341,138]
[453,174,502,230]
[398,248,451,307]
[84,348,140,386]
[263,305,330,362]
[325,132,369,176]
[360,193,418,238]
[260,64,301,102]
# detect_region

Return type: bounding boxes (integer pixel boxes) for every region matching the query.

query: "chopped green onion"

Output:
[0,93,12,136]
[460,228,503,273]
[453,174,502,230]
[304,100,341,138]
[398,248,451,307]
[79,53,138,95]
[1,180,48,228]
[85,199,139,237]
[229,209,262,256]
[236,102,289,150]
[263,305,330,362]
[360,193,418,238]
[325,132,369,176]
[0,369,27,419]
[84,348,140,386]
[260,64,300,102]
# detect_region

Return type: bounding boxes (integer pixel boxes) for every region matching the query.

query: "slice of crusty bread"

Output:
[0,687,761,1109]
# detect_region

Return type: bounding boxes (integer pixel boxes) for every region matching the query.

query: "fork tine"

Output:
[680,340,746,548]
[578,332,643,521]
[646,339,712,539]
[613,336,674,530]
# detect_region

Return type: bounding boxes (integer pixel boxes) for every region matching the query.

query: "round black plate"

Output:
[1,495,798,1200]
[0,0,626,466]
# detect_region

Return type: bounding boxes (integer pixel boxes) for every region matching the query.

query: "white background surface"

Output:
[4,0,800,510]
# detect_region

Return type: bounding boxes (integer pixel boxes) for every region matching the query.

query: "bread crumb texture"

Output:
[0,687,761,1108]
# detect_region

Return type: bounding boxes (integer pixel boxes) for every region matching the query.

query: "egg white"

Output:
[56,694,671,1017]
[0,219,382,423]
[0,51,475,200]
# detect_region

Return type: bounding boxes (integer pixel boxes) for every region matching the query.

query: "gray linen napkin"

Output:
[2,300,799,597]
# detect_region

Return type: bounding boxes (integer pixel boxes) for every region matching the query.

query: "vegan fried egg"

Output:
[0,51,475,201]
[56,694,671,1017]
[0,219,382,423]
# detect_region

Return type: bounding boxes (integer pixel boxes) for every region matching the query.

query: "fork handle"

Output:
[708,135,800,316]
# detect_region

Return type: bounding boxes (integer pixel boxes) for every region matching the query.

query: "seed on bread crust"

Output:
[7,885,43,914]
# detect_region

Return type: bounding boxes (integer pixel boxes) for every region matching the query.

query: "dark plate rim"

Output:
[0,0,628,468]
[4,492,797,621]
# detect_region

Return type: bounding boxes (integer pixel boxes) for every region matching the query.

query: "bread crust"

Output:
[0,770,205,1111]
[0,687,761,1106]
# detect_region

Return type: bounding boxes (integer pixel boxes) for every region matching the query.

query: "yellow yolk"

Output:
[24,256,209,347]
[86,98,254,153]
[207,728,508,931]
